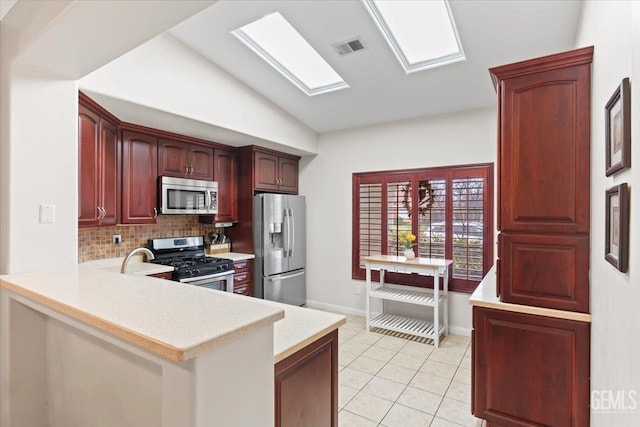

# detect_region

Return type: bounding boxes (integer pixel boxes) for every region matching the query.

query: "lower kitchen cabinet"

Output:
[275,329,338,427]
[472,307,590,427]
[232,259,253,296]
[148,272,172,280]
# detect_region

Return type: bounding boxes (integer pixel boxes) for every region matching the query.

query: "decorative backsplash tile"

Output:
[78,215,216,263]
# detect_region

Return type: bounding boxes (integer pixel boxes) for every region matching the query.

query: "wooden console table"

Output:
[362,255,452,348]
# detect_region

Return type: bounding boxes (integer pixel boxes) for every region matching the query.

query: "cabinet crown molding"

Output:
[489,46,594,89]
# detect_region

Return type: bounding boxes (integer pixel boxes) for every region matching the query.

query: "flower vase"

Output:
[403,248,415,259]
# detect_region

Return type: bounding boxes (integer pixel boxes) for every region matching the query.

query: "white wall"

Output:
[300,107,496,333]
[575,1,640,425]
[79,33,318,155]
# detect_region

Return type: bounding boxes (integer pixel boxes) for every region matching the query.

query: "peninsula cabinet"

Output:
[490,46,593,313]
[472,307,590,427]
[121,130,158,224]
[78,102,119,227]
[158,138,214,181]
[275,329,338,427]
[249,147,300,194]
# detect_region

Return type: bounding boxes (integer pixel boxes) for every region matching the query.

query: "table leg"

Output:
[365,264,371,332]
[444,265,449,337]
[434,268,439,348]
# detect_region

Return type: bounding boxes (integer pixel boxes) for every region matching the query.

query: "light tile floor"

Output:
[336,314,485,427]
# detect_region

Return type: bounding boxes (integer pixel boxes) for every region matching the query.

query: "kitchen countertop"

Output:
[469,267,592,323]
[260,300,345,363]
[210,252,255,262]
[0,267,284,362]
[81,257,174,276]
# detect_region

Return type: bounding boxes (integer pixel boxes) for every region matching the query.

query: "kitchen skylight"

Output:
[362,0,465,73]
[231,12,349,96]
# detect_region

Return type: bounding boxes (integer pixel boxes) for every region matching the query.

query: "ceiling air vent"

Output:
[333,37,367,56]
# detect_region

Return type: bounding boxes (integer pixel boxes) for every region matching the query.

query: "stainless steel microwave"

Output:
[160,176,218,215]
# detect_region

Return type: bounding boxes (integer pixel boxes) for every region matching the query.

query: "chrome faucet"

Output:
[120,247,155,274]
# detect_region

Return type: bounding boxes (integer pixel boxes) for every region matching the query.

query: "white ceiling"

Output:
[169,0,583,133]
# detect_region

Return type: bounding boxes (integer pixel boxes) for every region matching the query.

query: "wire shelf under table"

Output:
[369,313,446,341]
[369,286,446,307]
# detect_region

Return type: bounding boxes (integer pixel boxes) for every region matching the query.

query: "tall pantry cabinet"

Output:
[472,47,593,427]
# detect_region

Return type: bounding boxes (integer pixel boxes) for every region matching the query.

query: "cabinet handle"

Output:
[185,165,189,175]
[101,207,106,219]
[190,166,194,175]
[153,207,158,218]
[97,206,102,219]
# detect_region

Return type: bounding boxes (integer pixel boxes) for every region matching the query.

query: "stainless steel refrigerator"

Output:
[253,194,306,306]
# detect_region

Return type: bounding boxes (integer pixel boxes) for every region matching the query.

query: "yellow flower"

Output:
[400,231,416,249]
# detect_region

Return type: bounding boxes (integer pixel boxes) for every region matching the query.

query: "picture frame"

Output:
[605,77,631,176]
[605,183,629,272]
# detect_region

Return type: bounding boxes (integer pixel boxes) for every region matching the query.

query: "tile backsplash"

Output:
[78,215,216,263]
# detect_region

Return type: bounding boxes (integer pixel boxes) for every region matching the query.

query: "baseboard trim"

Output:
[305,300,366,317]
[306,299,472,337]
[448,326,472,337]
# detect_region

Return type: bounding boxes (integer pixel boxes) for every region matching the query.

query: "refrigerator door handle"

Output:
[283,208,290,257]
[289,208,295,258]
[267,270,305,281]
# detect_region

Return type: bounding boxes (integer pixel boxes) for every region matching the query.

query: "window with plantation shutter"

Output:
[352,163,493,293]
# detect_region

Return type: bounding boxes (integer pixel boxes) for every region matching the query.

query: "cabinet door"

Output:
[99,119,119,226]
[122,130,158,224]
[473,307,589,427]
[254,151,279,191]
[213,148,237,222]
[499,64,590,234]
[158,138,188,178]
[189,144,214,181]
[78,105,100,227]
[499,232,589,313]
[278,157,299,194]
[275,329,338,427]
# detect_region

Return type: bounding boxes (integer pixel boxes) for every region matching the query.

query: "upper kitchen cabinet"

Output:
[158,138,214,181]
[243,146,300,194]
[121,129,158,224]
[78,96,120,227]
[491,47,593,313]
[491,47,592,235]
[200,147,238,223]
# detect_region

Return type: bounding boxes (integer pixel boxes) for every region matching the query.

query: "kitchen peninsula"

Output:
[0,267,344,427]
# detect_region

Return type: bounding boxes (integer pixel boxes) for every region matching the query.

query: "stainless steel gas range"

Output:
[148,236,234,292]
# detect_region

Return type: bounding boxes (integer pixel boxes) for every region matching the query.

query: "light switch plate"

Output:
[39,204,55,224]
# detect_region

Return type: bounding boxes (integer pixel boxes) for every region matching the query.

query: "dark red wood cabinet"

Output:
[472,307,590,427]
[78,102,119,227]
[158,138,214,181]
[491,46,593,312]
[275,329,338,427]
[200,148,238,224]
[252,147,300,194]
[148,272,172,280]
[121,130,158,224]
[232,259,253,296]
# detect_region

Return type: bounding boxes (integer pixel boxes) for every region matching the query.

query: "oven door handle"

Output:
[178,270,235,284]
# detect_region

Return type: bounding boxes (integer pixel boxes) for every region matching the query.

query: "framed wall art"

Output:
[605,77,631,176]
[605,183,629,272]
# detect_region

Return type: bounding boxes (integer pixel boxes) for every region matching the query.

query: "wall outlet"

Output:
[112,235,122,245]
[354,283,361,295]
